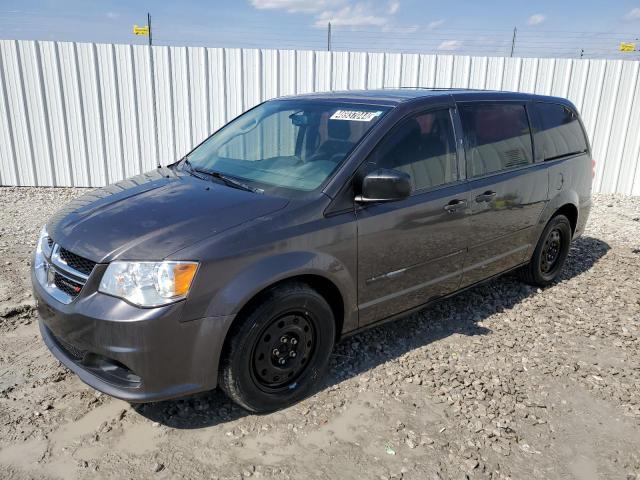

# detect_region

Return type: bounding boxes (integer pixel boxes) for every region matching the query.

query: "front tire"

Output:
[218,282,336,413]
[519,214,572,287]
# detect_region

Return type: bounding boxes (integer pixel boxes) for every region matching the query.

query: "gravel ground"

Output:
[0,187,639,480]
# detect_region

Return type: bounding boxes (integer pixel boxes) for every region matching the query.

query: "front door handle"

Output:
[475,190,497,203]
[443,199,468,213]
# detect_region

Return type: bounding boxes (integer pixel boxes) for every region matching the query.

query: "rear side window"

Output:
[535,103,588,160]
[460,103,533,178]
[373,109,458,192]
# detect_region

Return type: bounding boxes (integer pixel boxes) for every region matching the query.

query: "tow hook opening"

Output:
[83,353,142,387]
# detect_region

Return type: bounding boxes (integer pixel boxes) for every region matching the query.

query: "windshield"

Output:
[185,100,389,193]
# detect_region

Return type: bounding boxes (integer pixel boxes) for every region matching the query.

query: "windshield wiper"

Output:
[182,159,262,194]
[203,170,263,194]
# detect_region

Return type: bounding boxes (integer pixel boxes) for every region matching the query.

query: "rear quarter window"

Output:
[535,103,588,160]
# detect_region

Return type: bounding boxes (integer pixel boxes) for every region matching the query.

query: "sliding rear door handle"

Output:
[475,190,497,203]
[443,199,468,213]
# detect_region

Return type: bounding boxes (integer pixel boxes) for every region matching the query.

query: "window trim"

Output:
[457,100,536,180]
[461,156,548,184]
[366,106,463,197]
[524,101,537,163]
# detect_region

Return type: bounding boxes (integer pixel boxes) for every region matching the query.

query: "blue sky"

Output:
[2,0,640,58]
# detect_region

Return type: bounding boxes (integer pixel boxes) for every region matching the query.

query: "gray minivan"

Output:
[32,89,592,412]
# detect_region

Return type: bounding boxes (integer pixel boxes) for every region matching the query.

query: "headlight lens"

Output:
[35,225,49,256]
[99,261,198,307]
[34,226,49,285]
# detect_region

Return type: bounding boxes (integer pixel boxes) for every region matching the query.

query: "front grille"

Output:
[37,240,95,304]
[58,248,96,276]
[53,272,83,298]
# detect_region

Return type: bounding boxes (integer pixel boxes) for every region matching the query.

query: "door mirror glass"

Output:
[356,168,412,203]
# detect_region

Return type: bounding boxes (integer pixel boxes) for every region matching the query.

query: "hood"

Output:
[47,168,289,262]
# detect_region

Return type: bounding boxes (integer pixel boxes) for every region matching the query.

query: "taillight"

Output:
[592,159,596,179]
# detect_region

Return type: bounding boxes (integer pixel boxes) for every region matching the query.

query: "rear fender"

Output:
[525,189,579,259]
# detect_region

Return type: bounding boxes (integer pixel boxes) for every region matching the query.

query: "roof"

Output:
[275,88,573,108]
[277,88,460,105]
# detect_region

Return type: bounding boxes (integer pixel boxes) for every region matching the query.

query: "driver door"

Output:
[356,105,472,326]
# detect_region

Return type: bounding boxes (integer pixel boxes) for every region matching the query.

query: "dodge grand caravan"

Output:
[33,89,592,412]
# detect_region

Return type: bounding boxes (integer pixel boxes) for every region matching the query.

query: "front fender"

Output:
[203,251,358,333]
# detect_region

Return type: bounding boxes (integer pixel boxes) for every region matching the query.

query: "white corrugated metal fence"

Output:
[1,39,639,194]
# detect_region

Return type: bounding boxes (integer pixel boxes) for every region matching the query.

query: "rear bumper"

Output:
[33,268,235,403]
[574,198,591,239]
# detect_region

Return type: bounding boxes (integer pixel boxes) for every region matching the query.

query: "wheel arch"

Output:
[526,190,580,260]
[554,203,578,234]
[206,251,356,356]
[229,274,346,344]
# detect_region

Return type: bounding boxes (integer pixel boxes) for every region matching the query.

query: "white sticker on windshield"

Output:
[330,110,382,122]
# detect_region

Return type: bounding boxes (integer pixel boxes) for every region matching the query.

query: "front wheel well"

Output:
[554,203,578,235]
[227,275,345,346]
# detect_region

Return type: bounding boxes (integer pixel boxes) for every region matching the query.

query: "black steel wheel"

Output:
[219,281,335,413]
[251,313,316,392]
[519,214,572,287]
[540,228,562,274]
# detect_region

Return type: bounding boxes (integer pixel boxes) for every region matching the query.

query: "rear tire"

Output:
[519,214,572,287]
[218,281,335,413]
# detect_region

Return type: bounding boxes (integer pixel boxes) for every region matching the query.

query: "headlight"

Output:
[35,225,50,256]
[99,261,198,307]
[34,226,49,285]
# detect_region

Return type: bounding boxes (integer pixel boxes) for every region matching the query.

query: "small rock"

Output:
[464,459,479,471]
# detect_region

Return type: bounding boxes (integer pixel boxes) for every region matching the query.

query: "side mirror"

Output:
[355,168,412,203]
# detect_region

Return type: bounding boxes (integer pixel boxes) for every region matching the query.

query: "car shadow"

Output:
[134,235,609,429]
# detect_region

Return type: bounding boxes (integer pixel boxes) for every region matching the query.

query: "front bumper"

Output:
[32,267,235,403]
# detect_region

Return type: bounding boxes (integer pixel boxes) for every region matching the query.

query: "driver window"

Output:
[301,111,369,163]
[372,109,458,192]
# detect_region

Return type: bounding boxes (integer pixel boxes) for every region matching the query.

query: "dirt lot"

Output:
[0,187,639,480]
